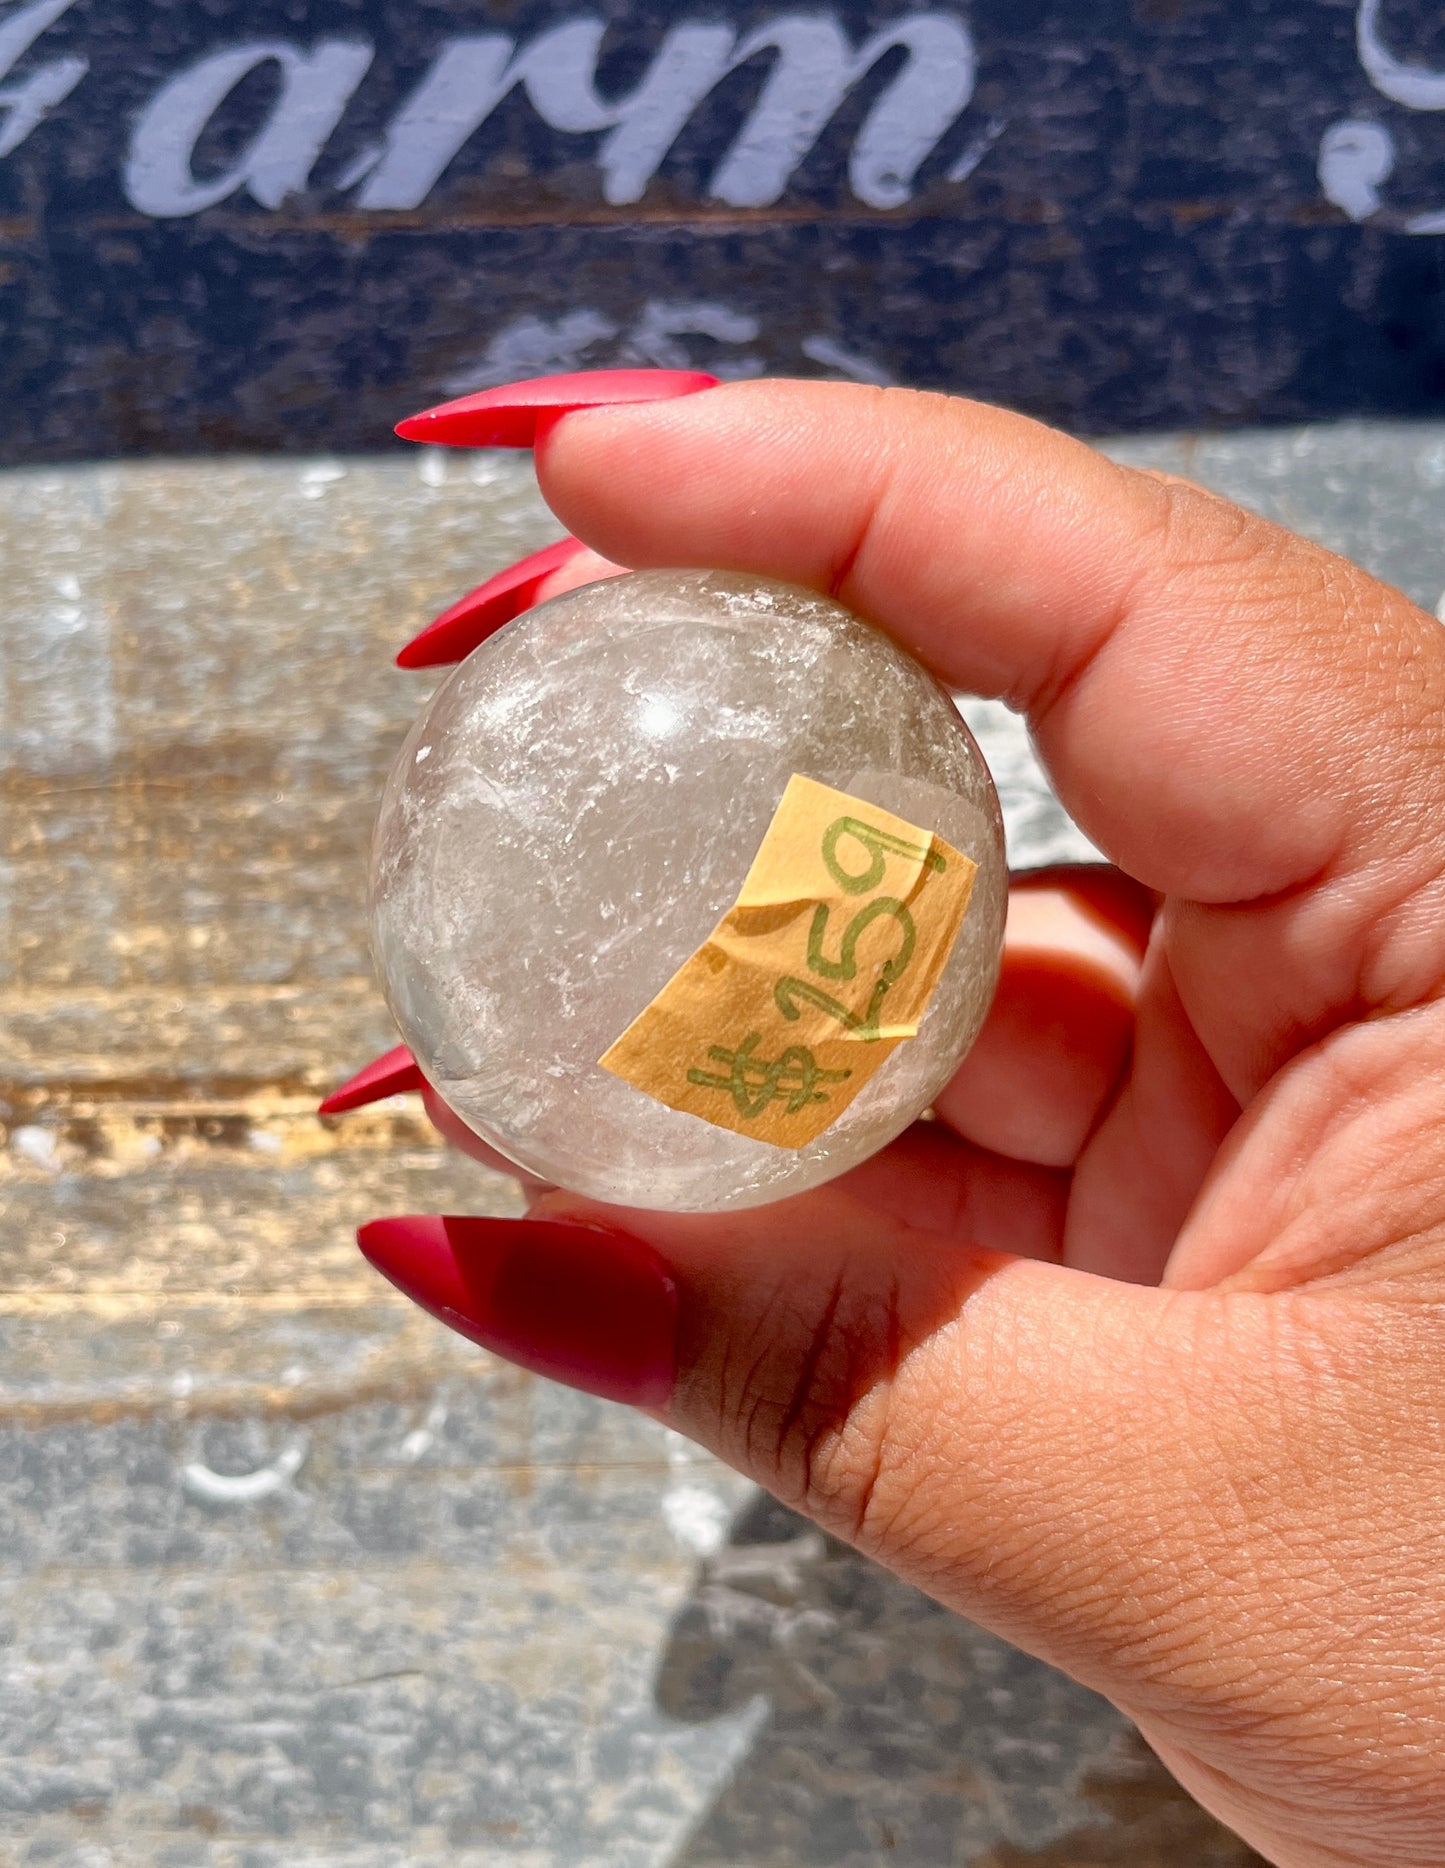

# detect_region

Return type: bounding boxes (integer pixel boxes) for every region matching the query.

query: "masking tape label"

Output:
[598,774,977,1148]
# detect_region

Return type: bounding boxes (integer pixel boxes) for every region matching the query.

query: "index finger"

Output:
[535,380,1445,911]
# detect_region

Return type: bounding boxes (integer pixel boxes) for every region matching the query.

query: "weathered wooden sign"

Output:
[3,0,1445,461]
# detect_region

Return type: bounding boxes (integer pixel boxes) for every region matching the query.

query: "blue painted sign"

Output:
[3,0,1445,461]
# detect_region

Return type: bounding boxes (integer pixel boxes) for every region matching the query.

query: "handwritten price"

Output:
[687,813,948,1124]
[602,775,975,1149]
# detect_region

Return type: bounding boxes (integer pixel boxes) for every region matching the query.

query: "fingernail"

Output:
[395,368,718,449]
[319,1045,425,1115]
[357,1215,678,1409]
[396,536,589,669]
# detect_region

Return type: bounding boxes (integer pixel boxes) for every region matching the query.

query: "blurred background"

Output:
[5,1,1445,1861]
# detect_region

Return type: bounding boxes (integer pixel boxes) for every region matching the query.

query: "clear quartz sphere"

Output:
[370,569,1006,1211]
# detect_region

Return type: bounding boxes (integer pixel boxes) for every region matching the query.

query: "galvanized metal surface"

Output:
[9,420,1438,1863]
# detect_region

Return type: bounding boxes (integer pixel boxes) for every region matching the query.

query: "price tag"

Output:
[599,774,977,1148]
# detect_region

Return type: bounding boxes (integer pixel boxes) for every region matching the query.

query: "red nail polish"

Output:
[319,1045,425,1115]
[396,536,589,669]
[358,1215,677,1409]
[394,368,718,449]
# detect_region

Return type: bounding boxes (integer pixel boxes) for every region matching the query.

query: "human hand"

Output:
[347,379,1445,1867]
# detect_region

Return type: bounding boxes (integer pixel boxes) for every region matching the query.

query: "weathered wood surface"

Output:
[13,426,1441,1861]
[9,0,1445,456]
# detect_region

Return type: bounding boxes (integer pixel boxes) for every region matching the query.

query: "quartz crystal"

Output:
[371,570,1006,1211]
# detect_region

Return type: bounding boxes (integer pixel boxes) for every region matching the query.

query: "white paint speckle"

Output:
[417,449,448,488]
[800,335,893,386]
[300,461,347,500]
[398,1398,448,1463]
[11,1126,60,1171]
[662,1483,732,1555]
[414,744,432,765]
[182,1438,307,1505]
[948,113,1007,184]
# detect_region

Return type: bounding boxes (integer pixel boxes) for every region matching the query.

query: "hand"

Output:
[363,380,1445,1867]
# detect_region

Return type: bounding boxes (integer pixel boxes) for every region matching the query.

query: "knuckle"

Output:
[717,1267,906,1547]
[1130,472,1379,646]
[1130,471,1294,595]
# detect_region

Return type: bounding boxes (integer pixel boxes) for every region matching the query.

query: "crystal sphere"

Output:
[370,570,1006,1211]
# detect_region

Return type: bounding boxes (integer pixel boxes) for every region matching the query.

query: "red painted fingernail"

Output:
[319,1045,425,1115]
[357,1215,677,1409]
[395,368,718,449]
[396,535,590,669]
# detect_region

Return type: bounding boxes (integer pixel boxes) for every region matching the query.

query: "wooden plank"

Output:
[3,0,1445,452]
[0,453,556,1088]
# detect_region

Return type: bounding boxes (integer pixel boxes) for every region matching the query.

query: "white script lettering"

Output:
[114,9,980,218]
[353,21,636,209]
[1318,117,1396,220]
[125,38,373,217]
[1322,3,1445,234]
[354,11,975,211]
[711,14,976,209]
[0,0,86,159]
[1357,0,1445,110]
